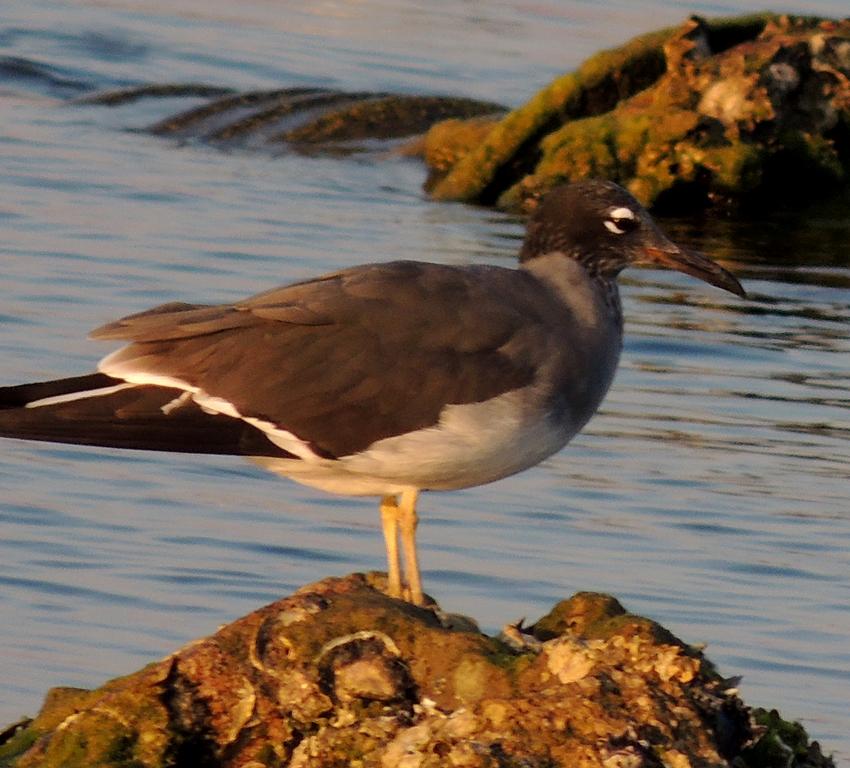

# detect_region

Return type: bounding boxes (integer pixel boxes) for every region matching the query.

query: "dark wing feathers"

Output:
[96,261,540,457]
[91,302,256,342]
[0,375,291,458]
[0,373,116,408]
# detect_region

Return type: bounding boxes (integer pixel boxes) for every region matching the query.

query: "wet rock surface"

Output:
[63,13,850,213]
[425,14,850,212]
[75,85,505,156]
[0,573,834,767]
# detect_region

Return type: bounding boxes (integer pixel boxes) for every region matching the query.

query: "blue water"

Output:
[1,0,848,760]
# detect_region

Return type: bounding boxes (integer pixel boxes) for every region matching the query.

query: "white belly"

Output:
[251,385,576,497]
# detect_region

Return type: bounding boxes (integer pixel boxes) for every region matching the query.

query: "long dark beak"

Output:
[642,243,746,298]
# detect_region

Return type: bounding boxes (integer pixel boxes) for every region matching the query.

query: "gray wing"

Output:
[92,261,539,458]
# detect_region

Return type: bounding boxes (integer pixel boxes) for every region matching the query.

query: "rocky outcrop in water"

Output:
[64,14,850,214]
[425,14,850,212]
[0,573,834,768]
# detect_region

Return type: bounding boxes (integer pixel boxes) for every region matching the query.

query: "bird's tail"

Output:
[0,373,287,457]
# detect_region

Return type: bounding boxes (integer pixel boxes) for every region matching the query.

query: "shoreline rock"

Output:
[0,573,834,767]
[55,13,850,215]
[425,14,850,213]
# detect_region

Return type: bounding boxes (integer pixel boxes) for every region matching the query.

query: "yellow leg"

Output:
[398,489,423,606]
[380,495,402,599]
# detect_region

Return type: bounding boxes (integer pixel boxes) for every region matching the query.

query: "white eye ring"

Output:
[604,206,636,235]
[609,206,635,220]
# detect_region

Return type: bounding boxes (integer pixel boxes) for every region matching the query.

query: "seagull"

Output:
[0,180,745,606]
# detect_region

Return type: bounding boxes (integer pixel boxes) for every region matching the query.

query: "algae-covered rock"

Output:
[0,573,834,768]
[67,13,849,212]
[426,14,850,212]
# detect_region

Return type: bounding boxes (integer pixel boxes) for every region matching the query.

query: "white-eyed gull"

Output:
[0,180,745,605]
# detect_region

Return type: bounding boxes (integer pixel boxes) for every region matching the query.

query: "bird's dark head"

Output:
[519,179,746,298]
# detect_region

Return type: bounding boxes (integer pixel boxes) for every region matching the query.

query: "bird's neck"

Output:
[520,252,623,335]
[594,272,623,333]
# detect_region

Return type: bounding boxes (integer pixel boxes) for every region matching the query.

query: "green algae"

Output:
[428,25,675,203]
[425,13,850,213]
[740,708,834,768]
[0,723,37,768]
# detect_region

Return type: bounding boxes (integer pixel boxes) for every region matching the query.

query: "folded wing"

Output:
[93,261,538,458]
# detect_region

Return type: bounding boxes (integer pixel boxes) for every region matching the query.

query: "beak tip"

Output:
[725,277,747,299]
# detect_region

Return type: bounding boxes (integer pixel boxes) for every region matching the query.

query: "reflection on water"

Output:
[1,0,849,759]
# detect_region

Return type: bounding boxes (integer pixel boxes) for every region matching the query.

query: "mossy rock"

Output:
[426,13,850,212]
[0,574,835,767]
[740,708,834,767]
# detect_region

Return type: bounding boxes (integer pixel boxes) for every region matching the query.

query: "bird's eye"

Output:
[603,206,638,235]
